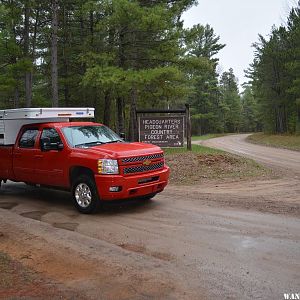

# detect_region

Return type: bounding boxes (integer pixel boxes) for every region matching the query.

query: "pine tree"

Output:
[240,86,260,132]
[219,68,241,133]
[248,1,300,134]
[184,24,225,134]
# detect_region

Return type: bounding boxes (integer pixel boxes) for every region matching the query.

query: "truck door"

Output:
[13,127,40,183]
[35,127,67,187]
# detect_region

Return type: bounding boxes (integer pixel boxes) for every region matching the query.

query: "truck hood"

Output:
[73,142,163,160]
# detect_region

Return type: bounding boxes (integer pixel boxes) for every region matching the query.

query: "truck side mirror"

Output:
[41,138,64,151]
[41,137,51,151]
[57,142,64,150]
[120,132,126,140]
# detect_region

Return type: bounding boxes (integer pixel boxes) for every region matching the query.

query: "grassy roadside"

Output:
[191,133,228,141]
[247,133,300,152]
[164,144,222,155]
[164,144,272,185]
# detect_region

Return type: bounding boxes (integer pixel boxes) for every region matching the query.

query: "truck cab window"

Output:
[19,129,39,148]
[40,128,62,150]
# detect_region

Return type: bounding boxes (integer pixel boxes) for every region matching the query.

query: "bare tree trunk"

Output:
[276,106,285,134]
[102,29,115,126]
[25,3,40,108]
[24,1,32,107]
[62,2,69,106]
[297,104,300,134]
[103,91,112,127]
[116,97,125,134]
[128,30,139,142]
[116,29,126,135]
[25,73,32,107]
[64,79,69,106]
[14,88,19,108]
[89,11,94,47]
[129,86,138,141]
[199,120,202,136]
[283,105,287,133]
[51,0,59,107]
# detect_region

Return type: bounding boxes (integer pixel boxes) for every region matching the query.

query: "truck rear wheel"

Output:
[72,175,101,214]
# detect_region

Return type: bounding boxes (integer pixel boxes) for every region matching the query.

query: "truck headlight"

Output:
[98,159,119,174]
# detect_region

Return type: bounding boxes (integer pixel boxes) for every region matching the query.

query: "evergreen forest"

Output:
[0,0,299,138]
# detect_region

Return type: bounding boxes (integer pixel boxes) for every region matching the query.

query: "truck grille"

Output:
[124,162,164,174]
[122,153,163,164]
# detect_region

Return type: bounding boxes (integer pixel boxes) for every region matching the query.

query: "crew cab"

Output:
[0,109,169,213]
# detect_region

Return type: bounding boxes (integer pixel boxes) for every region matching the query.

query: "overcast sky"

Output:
[182,0,297,88]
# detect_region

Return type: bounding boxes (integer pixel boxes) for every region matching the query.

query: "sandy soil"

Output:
[0,134,299,299]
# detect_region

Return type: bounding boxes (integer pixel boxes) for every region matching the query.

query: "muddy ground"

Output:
[0,134,299,299]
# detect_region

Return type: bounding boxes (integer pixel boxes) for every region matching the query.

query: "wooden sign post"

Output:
[136,105,192,151]
[185,104,192,151]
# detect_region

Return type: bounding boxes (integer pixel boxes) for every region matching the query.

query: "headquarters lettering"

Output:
[139,116,184,147]
[142,119,182,140]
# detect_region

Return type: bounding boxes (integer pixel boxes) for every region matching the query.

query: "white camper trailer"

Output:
[0,107,95,145]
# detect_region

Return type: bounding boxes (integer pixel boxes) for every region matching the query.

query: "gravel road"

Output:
[200,134,300,176]
[0,134,299,299]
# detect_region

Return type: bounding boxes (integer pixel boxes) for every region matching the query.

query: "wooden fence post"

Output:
[185,104,192,151]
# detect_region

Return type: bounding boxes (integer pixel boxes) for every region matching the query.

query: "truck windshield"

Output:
[62,125,123,148]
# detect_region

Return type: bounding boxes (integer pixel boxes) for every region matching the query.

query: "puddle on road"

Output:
[19,210,78,231]
[52,222,78,231]
[0,202,18,209]
[20,211,46,221]
[240,237,257,249]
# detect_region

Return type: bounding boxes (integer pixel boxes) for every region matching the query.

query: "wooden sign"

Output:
[139,116,185,147]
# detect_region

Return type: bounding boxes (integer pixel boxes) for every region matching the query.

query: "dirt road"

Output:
[200,134,300,175]
[0,135,299,299]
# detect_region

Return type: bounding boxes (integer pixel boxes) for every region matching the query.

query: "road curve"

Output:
[199,134,300,175]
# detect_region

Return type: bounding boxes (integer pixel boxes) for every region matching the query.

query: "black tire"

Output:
[139,193,157,201]
[25,182,37,187]
[72,175,101,214]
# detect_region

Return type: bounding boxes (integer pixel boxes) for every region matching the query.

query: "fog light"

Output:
[109,186,121,192]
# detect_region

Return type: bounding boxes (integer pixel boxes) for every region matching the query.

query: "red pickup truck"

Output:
[0,121,169,213]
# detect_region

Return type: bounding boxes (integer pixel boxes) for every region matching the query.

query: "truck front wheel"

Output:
[72,175,101,214]
[139,193,157,201]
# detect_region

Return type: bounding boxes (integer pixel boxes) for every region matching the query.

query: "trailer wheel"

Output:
[72,175,101,214]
